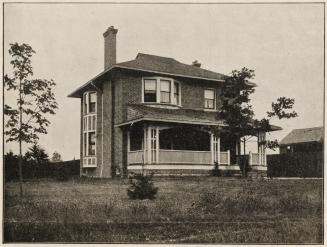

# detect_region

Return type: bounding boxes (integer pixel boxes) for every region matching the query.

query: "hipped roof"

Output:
[68,53,257,98]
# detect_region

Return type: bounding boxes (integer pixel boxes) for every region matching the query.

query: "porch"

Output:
[126,124,267,173]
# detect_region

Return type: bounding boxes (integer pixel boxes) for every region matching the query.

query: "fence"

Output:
[267,152,323,178]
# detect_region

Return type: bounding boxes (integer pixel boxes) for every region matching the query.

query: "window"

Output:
[204,89,215,109]
[144,79,157,102]
[143,77,181,106]
[160,80,171,103]
[82,91,97,157]
[174,82,180,105]
[89,92,96,113]
[83,93,88,114]
[88,132,96,155]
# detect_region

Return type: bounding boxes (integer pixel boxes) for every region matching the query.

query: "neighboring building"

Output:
[280,127,324,153]
[69,26,280,177]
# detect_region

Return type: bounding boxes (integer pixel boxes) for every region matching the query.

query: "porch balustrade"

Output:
[249,152,266,166]
[128,149,230,165]
[219,151,230,165]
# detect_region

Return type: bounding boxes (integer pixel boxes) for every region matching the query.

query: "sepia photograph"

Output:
[3,2,324,244]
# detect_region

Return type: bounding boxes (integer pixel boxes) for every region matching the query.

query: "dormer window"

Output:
[142,77,181,106]
[204,89,215,109]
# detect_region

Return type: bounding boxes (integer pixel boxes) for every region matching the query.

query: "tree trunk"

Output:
[243,137,246,177]
[18,140,23,198]
[18,79,23,198]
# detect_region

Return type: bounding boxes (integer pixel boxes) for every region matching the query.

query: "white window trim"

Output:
[204,88,216,111]
[82,91,97,157]
[142,77,182,106]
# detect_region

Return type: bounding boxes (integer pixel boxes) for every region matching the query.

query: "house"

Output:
[68,26,280,177]
[280,127,323,153]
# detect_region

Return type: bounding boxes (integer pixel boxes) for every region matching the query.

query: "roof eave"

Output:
[68,65,228,98]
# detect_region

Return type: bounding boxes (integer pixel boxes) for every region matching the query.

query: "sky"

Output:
[4,3,324,160]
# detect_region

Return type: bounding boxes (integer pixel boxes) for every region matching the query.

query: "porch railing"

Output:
[128,151,144,164]
[159,150,212,164]
[219,151,230,165]
[249,152,266,166]
[128,150,232,165]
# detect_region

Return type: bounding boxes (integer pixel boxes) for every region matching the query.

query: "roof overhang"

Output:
[114,117,226,128]
[68,65,257,98]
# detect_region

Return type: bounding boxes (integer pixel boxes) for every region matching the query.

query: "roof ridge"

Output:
[136,53,176,61]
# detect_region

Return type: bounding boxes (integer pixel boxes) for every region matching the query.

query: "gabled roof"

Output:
[280,127,324,145]
[115,104,225,127]
[68,53,257,98]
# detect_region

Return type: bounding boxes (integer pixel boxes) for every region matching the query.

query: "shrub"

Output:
[127,173,158,200]
[211,162,221,177]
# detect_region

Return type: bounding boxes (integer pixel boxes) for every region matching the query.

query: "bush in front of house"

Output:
[127,172,158,200]
[211,162,221,176]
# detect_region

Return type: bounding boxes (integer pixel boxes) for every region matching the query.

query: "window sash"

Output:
[204,89,215,109]
[205,99,214,109]
[143,78,181,105]
[204,89,214,100]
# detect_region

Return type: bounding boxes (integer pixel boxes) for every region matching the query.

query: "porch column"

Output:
[143,125,148,164]
[145,125,159,164]
[258,132,267,166]
[211,134,220,165]
[147,126,152,164]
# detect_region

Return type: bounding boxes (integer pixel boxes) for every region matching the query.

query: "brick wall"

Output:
[80,70,224,178]
[181,78,222,110]
[102,80,113,177]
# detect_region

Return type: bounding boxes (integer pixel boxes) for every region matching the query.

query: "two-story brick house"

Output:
[69,26,277,177]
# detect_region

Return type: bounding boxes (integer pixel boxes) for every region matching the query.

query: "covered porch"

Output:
[126,123,268,173]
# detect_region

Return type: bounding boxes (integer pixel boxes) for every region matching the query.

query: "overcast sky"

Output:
[4,3,324,160]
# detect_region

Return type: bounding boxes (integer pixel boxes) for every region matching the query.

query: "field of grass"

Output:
[4,177,323,243]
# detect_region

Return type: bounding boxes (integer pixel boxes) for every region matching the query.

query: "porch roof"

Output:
[115,104,225,127]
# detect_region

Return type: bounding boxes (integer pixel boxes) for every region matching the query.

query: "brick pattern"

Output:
[102,80,113,177]
[81,69,224,177]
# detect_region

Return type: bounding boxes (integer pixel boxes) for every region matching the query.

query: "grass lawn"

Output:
[4,177,323,243]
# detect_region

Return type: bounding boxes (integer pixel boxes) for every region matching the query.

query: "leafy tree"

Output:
[51,151,62,163]
[25,144,49,165]
[216,68,298,176]
[4,43,58,197]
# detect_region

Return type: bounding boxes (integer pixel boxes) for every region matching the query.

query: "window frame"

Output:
[142,77,181,106]
[82,91,97,157]
[204,88,216,110]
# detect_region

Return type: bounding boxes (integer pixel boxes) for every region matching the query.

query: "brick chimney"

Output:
[192,60,201,67]
[103,26,118,70]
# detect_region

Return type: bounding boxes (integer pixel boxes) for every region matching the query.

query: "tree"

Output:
[4,43,58,197]
[51,151,62,163]
[25,144,49,165]
[217,67,298,176]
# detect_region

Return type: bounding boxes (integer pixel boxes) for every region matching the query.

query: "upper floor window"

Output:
[144,79,157,102]
[204,89,215,109]
[160,80,171,103]
[142,77,181,106]
[174,82,180,105]
[83,91,97,115]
